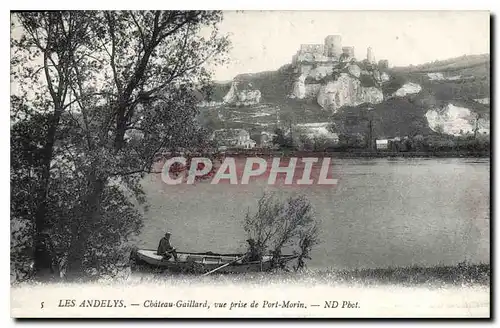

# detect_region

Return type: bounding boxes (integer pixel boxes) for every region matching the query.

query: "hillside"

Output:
[392,54,490,74]
[199,54,490,140]
[205,64,297,103]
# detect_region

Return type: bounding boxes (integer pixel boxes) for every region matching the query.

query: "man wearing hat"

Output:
[157,231,178,261]
[243,238,261,263]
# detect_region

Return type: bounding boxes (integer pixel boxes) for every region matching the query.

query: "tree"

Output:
[295,224,320,271]
[11,11,229,280]
[412,134,426,151]
[472,112,486,140]
[243,193,321,271]
[298,134,313,151]
[272,127,293,149]
[11,113,54,280]
[402,137,413,152]
[12,11,98,279]
[312,135,330,151]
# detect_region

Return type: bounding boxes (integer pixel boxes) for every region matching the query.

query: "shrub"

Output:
[243,193,321,270]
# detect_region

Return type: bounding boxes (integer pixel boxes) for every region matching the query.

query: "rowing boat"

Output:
[130,249,297,274]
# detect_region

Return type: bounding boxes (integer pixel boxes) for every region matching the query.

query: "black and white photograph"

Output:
[9,9,490,318]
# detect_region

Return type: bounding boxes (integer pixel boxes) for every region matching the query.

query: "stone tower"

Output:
[324,35,342,59]
[342,46,355,59]
[367,47,376,64]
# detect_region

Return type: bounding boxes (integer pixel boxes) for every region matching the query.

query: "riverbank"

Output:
[12,262,490,287]
[218,149,490,159]
[128,262,490,287]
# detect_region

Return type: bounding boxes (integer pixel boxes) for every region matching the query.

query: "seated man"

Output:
[157,232,178,261]
[243,238,261,263]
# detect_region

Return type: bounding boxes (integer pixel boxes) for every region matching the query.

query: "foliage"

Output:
[295,224,320,271]
[295,133,337,152]
[231,64,296,103]
[383,133,490,153]
[243,193,321,270]
[335,133,366,149]
[272,127,294,149]
[11,10,229,281]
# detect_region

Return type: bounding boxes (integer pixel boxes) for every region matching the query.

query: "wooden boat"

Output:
[130,249,298,274]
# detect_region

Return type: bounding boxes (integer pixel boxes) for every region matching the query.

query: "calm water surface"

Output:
[135,158,490,269]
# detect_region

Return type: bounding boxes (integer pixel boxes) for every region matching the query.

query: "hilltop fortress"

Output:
[288,35,393,109]
[291,35,387,76]
[223,34,398,111]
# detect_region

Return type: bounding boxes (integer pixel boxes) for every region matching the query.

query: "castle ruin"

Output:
[291,35,349,74]
[342,46,355,59]
[291,35,387,76]
[367,47,376,64]
[289,35,390,105]
[324,35,343,58]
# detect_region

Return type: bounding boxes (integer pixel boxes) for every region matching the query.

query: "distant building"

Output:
[242,139,257,149]
[211,129,256,149]
[376,139,389,150]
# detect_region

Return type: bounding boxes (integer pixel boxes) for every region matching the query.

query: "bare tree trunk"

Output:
[65,174,105,279]
[33,108,63,279]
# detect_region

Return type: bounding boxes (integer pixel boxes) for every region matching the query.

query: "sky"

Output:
[211,11,490,81]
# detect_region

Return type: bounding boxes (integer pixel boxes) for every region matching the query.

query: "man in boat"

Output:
[243,238,261,263]
[157,232,178,262]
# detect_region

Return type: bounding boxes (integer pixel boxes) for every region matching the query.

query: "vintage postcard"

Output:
[10,10,490,318]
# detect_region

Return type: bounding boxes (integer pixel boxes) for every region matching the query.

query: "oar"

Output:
[202,256,245,277]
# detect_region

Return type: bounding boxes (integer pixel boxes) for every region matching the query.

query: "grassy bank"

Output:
[311,263,490,287]
[13,263,489,288]
[133,263,491,287]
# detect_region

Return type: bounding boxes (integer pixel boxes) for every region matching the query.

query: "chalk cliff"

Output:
[316,73,384,112]
[425,104,490,136]
[223,81,262,106]
[392,82,422,97]
[289,62,387,111]
[290,74,307,99]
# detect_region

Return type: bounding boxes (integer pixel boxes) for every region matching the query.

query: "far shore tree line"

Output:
[270,126,490,154]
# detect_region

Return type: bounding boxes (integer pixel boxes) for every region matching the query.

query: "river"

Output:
[134,157,490,270]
